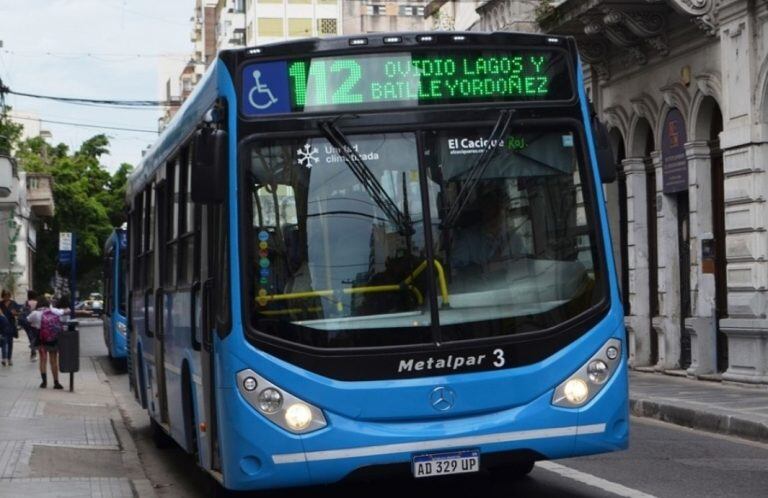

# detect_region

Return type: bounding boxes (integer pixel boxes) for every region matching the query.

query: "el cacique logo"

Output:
[447,136,526,152]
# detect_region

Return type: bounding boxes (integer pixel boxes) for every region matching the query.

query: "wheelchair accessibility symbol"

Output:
[241,61,290,116]
[248,70,278,110]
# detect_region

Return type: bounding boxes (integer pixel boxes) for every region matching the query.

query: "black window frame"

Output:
[238,116,610,355]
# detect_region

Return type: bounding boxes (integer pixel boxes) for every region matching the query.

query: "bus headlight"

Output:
[117,322,127,335]
[236,369,327,434]
[258,388,283,413]
[563,379,589,404]
[587,360,609,384]
[552,338,622,408]
[285,403,313,431]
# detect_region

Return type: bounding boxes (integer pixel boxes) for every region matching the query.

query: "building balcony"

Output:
[26,173,54,217]
[537,0,718,83]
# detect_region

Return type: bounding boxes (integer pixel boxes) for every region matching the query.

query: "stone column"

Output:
[622,157,651,366]
[684,141,717,376]
[651,151,682,371]
[717,9,768,384]
[720,142,768,383]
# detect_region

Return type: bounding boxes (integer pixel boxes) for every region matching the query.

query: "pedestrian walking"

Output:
[28,296,68,389]
[0,290,19,366]
[18,290,39,361]
[0,311,12,366]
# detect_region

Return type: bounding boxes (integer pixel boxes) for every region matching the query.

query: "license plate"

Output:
[412,449,480,478]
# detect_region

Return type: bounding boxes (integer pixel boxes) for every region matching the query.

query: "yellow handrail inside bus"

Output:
[255,259,447,309]
[401,260,450,305]
[256,282,424,307]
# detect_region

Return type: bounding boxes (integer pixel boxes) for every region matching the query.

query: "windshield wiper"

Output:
[319,121,414,236]
[441,109,516,229]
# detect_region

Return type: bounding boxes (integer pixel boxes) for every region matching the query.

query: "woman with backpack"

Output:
[28,296,68,389]
[0,311,12,366]
[0,290,19,366]
[19,290,39,361]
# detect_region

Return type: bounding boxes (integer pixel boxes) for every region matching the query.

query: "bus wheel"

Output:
[209,479,244,498]
[489,460,535,480]
[150,418,173,449]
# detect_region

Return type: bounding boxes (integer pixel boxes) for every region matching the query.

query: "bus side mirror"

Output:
[191,128,227,204]
[591,118,616,184]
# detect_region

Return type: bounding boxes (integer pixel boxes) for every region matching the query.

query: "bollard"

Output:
[58,320,80,392]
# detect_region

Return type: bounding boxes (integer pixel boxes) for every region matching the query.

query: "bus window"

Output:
[246,133,433,347]
[425,128,602,341]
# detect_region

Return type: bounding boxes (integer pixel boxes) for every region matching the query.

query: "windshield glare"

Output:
[246,127,602,348]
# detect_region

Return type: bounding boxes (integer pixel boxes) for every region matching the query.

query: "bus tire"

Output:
[209,480,243,498]
[137,347,148,408]
[489,460,535,480]
[182,365,198,461]
[150,417,173,449]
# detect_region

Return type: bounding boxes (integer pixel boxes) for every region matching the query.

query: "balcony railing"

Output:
[26,173,55,217]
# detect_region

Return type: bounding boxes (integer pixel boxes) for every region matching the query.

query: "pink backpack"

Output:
[39,309,62,342]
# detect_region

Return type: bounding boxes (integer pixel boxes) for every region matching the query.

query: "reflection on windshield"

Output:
[428,130,599,340]
[248,133,435,347]
[247,129,602,348]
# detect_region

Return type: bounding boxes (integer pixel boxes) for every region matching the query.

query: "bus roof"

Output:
[126,60,219,202]
[127,31,576,203]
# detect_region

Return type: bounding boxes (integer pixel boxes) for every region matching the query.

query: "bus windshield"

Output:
[246,127,603,348]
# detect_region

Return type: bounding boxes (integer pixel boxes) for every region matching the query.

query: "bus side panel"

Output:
[163,291,184,446]
[188,292,207,467]
[163,290,200,453]
[144,291,160,419]
[111,242,128,359]
[102,315,112,357]
[131,291,150,409]
[112,314,128,359]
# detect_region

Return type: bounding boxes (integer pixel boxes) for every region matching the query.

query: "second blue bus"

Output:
[103,227,128,361]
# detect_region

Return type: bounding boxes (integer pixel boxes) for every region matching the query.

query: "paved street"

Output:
[4,319,768,497]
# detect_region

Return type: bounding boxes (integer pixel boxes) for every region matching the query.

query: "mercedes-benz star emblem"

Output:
[430,386,456,411]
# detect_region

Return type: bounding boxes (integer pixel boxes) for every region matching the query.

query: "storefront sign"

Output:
[661,108,688,193]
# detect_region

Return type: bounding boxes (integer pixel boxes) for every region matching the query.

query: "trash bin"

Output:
[59,320,80,374]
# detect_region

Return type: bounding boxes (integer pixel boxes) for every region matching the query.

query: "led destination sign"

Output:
[240,50,571,117]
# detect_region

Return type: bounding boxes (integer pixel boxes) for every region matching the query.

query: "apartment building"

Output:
[343,0,428,34]
[245,0,341,45]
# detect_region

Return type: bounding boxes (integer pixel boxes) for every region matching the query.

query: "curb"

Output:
[630,397,768,444]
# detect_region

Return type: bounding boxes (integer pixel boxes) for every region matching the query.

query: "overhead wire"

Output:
[3,87,169,107]
[1,49,190,62]
[10,114,158,134]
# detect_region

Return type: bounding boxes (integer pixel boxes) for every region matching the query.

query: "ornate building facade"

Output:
[536,0,768,384]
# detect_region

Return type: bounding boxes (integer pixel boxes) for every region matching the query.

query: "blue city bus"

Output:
[126,31,626,492]
[103,227,128,361]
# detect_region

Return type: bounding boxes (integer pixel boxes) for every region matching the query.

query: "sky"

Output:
[0,0,193,172]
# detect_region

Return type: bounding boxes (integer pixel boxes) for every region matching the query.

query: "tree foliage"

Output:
[13,132,133,295]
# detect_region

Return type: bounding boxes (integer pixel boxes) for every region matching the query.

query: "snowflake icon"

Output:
[297,143,320,167]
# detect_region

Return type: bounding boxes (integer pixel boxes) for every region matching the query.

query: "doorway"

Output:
[708,104,727,372]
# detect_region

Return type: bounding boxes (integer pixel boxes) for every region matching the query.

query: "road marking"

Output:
[537,461,658,498]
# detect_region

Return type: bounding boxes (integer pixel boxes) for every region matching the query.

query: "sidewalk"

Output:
[0,327,155,498]
[629,370,768,443]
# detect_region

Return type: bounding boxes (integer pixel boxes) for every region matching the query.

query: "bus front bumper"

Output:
[218,360,628,491]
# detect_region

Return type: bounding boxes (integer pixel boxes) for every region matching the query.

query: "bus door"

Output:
[195,202,225,472]
[103,249,114,353]
[155,181,170,425]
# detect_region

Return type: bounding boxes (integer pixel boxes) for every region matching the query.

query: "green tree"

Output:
[13,133,132,295]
